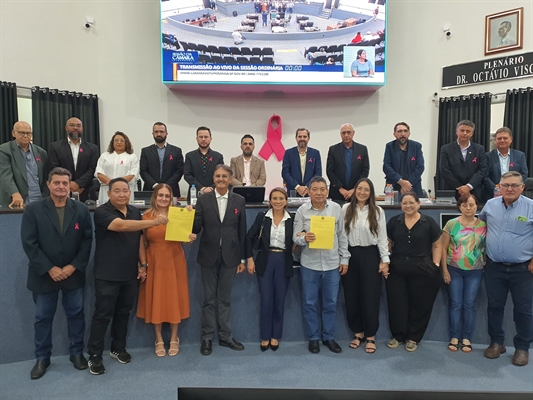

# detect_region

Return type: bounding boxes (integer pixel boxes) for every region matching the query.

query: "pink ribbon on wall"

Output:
[258,114,285,161]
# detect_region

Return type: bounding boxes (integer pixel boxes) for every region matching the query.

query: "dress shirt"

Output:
[67,138,81,171]
[156,143,167,181]
[293,200,350,271]
[243,157,251,186]
[266,209,290,249]
[498,150,510,175]
[18,144,41,203]
[457,140,473,189]
[216,190,228,222]
[341,203,390,263]
[479,196,533,264]
[95,151,139,203]
[299,151,307,182]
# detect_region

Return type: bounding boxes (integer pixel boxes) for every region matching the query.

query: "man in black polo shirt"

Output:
[86,177,167,375]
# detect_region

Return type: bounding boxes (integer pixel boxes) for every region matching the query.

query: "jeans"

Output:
[447,266,483,340]
[33,287,85,360]
[484,260,533,351]
[300,267,340,341]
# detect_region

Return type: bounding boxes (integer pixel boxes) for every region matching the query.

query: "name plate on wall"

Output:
[442,52,532,89]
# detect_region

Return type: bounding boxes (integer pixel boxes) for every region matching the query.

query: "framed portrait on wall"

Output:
[485,7,523,55]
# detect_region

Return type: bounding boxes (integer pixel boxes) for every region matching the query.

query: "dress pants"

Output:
[200,251,236,341]
[33,287,85,360]
[484,259,533,351]
[257,251,290,341]
[300,266,340,341]
[87,279,138,357]
[342,245,382,337]
[386,256,441,343]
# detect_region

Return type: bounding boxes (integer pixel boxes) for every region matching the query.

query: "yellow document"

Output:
[309,215,335,250]
[165,207,195,242]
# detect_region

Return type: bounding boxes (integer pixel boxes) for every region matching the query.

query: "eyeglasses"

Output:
[113,139,126,143]
[15,131,32,136]
[68,123,82,128]
[500,183,522,189]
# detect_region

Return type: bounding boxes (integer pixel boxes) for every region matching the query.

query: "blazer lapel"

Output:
[209,192,222,224]
[62,199,76,236]
[44,197,62,235]
[61,140,75,171]
[12,141,28,183]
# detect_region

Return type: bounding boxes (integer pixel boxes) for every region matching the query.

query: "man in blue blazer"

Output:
[281,128,322,197]
[21,167,93,379]
[439,120,488,201]
[383,122,425,197]
[482,127,529,202]
[327,123,370,201]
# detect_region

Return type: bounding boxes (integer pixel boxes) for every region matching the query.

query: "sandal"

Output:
[155,341,166,357]
[461,340,472,353]
[169,339,180,356]
[448,339,459,352]
[387,338,404,349]
[365,339,376,354]
[405,340,418,352]
[349,336,366,349]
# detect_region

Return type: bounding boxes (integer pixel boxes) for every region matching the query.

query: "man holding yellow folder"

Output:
[293,176,350,354]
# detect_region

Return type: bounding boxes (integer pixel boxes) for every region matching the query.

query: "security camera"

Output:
[85,16,94,29]
[446,31,452,37]
[85,23,91,29]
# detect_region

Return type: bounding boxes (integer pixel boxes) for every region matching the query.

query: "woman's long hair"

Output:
[145,183,174,218]
[344,178,380,237]
[356,49,367,62]
[107,131,134,154]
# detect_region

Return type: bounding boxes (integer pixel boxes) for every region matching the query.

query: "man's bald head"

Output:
[12,121,33,148]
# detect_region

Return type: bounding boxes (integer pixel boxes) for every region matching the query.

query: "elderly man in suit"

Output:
[482,127,529,202]
[140,122,184,197]
[282,128,321,197]
[193,164,247,355]
[439,120,488,201]
[21,167,93,379]
[326,123,369,201]
[383,122,425,197]
[184,126,224,201]
[230,134,266,187]
[0,121,48,208]
[48,117,99,203]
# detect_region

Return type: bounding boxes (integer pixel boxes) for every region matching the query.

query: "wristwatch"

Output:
[140,263,148,268]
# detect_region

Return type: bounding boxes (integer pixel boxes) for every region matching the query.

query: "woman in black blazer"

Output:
[245,187,294,351]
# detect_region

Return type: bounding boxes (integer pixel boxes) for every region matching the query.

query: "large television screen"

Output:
[161,0,386,87]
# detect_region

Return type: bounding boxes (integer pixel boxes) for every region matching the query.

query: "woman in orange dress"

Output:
[137,184,196,357]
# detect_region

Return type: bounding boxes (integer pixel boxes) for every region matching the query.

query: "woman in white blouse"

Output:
[95,131,139,203]
[341,178,389,353]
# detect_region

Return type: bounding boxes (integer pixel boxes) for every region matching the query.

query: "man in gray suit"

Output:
[193,164,247,355]
[230,134,267,187]
[0,121,48,208]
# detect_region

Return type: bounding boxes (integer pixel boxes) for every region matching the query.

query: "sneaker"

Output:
[387,338,404,349]
[88,355,105,375]
[110,350,132,364]
[405,340,418,352]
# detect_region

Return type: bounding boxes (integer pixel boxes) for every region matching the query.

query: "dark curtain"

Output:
[0,81,19,144]
[31,86,100,151]
[504,87,532,177]
[435,92,491,190]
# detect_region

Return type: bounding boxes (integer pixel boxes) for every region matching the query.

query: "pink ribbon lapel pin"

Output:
[357,155,362,160]
[472,157,477,163]
[234,208,239,215]
[74,223,79,230]
[169,155,173,160]
[411,156,416,161]
[79,147,84,153]
[35,156,41,162]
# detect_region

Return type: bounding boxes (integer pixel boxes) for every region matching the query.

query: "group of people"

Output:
[0,118,531,380]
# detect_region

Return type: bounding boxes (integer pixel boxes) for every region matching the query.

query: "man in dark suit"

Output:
[281,128,322,197]
[382,122,425,197]
[48,117,99,203]
[482,127,529,202]
[439,120,488,201]
[21,167,93,379]
[139,122,184,197]
[0,121,49,208]
[184,126,224,200]
[230,134,267,187]
[193,164,247,355]
[326,123,369,201]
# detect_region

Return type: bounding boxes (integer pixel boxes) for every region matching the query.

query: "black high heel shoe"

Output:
[260,342,270,352]
[270,339,279,351]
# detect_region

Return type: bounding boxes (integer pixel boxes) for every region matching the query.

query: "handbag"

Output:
[252,213,266,251]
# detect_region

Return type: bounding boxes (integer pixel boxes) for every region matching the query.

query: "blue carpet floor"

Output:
[0,341,531,400]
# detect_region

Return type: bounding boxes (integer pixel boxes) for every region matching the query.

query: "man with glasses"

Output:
[293,176,350,354]
[383,122,425,197]
[479,171,533,366]
[48,117,99,203]
[0,121,49,208]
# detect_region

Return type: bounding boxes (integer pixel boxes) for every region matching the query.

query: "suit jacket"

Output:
[193,190,246,267]
[184,148,224,199]
[326,141,370,201]
[281,146,322,192]
[48,138,99,202]
[382,140,425,197]
[439,141,487,200]
[230,154,267,187]
[140,143,184,197]
[0,140,49,208]
[245,211,294,277]
[482,149,529,201]
[21,196,93,293]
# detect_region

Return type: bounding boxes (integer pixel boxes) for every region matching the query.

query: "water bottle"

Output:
[190,184,197,206]
[283,183,287,193]
[493,184,500,198]
[385,184,393,205]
